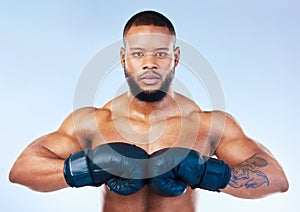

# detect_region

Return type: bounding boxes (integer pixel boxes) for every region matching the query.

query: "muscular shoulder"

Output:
[198,110,242,131]
[58,107,112,140]
[197,110,246,153]
[201,111,269,167]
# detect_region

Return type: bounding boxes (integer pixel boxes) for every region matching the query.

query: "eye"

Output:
[132,52,144,57]
[155,52,169,58]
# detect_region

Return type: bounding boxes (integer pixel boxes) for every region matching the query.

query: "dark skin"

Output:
[9,25,289,211]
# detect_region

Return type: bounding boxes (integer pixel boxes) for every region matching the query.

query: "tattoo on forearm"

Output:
[229,155,270,188]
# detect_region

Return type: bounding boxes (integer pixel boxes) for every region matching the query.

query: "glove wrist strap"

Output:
[196,157,231,192]
[64,149,95,187]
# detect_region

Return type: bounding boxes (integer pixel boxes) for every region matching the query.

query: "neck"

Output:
[127,89,178,119]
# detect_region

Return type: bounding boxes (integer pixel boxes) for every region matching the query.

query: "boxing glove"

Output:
[64,142,148,195]
[148,147,231,196]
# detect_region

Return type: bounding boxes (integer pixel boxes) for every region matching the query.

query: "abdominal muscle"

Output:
[100,185,200,212]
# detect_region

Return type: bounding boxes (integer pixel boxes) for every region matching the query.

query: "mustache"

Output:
[137,70,162,79]
[124,68,175,79]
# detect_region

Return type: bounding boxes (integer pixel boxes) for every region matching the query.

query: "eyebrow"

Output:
[129,47,170,51]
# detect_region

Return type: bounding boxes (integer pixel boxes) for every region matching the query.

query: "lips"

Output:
[139,74,161,85]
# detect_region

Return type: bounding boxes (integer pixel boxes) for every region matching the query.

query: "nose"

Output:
[142,54,158,70]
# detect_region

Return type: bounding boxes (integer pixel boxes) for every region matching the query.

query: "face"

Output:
[121,25,180,102]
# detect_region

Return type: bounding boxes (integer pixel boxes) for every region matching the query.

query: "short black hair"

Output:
[123,10,176,37]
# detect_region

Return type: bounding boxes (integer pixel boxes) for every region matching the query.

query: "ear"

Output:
[174,47,180,67]
[120,47,125,68]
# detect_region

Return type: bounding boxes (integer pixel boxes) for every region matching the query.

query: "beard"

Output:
[125,69,175,103]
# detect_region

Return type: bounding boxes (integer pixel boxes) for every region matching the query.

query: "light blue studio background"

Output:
[1,1,299,211]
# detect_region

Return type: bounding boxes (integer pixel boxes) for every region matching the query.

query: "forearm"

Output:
[221,154,288,199]
[9,146,69,192]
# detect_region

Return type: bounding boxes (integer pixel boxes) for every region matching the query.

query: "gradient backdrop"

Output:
[1,1,299,211]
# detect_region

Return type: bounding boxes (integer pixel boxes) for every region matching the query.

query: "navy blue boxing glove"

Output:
[64,142,148,195]
[148,148,231,197]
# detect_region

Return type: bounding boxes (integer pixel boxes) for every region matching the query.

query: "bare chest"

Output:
[101,186,199,212]
[91,115,212,155]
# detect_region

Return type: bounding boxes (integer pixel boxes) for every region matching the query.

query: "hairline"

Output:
[122,25,176,48]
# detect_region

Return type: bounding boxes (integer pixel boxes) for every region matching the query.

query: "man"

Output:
[9,10,288,211]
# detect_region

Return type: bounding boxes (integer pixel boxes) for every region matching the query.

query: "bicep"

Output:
[26,132,84,160]
[214,113,272,166]
[17,106,102,162]
[24,110,92,160]
[212,112,289,196]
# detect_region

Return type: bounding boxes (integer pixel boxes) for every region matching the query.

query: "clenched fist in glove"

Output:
[64,142,148,195]
[148,147,231,196]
